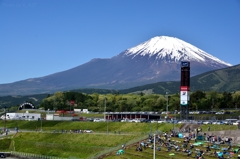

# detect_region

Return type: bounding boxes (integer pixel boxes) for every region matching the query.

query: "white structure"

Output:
[4,112,41,121]
[82,109,89,114]
[74,109,81,112]
[46,114,78,121]
[73,109,89,114]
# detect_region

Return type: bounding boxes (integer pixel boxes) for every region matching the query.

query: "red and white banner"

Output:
[180,86,190,91]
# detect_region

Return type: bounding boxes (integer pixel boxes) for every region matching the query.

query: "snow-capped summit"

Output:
[123,36,232,66]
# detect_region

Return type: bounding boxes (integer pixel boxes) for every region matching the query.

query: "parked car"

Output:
[111,119,121,122]
[232,120,240,126]
[216,121,224,125]
[203,121,212,124]
[140,119,151,123]
[0,153,5,158]
[197,120,203,124]
[121,118,132,122]
[86,118,94,122]
[93,118,105,122]
[212,121,218,125]
[131,119,141,123]
[150,120,158,123]
[83,130,93,133]
[157,120,167,123]
[223,119,238,125]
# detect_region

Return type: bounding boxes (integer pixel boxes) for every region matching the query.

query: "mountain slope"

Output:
[120,64,240,94]
[0,36,232,96]
[1,65,239,108]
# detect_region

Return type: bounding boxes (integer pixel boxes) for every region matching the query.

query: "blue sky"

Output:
[0,0,240,84]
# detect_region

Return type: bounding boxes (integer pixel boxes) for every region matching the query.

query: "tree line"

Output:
[39,90,240,112]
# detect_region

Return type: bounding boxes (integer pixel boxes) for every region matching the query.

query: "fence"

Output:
[10,151,68,159]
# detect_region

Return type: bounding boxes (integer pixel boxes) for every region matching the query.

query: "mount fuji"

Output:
[123,36,231,66]
[0,36,232,96]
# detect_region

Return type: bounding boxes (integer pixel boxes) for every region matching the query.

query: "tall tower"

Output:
[180,61,190,120]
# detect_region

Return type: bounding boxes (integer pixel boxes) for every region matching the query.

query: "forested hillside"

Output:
[120,64,240,94]
[39,91,240,112]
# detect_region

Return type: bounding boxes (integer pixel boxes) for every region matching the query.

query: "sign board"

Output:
[181,61,190,67]
[180,91,190,101]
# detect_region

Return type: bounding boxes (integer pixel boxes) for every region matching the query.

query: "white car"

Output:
[212,121,218,125]
[131,119,141,123]
[158,120,167,123]
[203,121,212,124]
[150,120,158,123]
[83,130,93,133]
[232,121,240,126]
[93,118,105,122]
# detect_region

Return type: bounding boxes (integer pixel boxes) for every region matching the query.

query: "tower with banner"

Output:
[180,61,190,120]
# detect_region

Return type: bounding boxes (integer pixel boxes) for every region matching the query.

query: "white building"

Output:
[73,109,89,114]
[3,112,41,121]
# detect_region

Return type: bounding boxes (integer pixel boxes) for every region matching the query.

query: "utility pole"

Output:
[4,106,6,133]
[153,134,156,159]
[166,92,168,119]
[104,96,109,134]
[104,96,106,121]
[40,114,42,132]
[107,115,109,134]
[211,98,214,110]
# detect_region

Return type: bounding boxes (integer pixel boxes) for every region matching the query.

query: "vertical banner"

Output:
[180,62,190,108]
[70,100,75,105]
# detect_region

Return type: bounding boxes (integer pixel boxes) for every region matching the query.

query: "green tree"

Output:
[219,92,233,108]
[190,90,206,110]
[233,91,240,109]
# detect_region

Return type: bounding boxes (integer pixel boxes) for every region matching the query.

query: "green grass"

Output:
[0,121,175,158]
[11,132,142,158]
[0,120,239,158]
[0,120,181,133]
[0,138,11,151]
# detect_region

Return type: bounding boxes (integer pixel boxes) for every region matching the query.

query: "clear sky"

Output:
[0,0,240,84]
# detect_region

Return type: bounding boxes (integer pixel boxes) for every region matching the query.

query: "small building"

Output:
[46,114,78,121]
[105,112,161,120]
[5,112,41,121]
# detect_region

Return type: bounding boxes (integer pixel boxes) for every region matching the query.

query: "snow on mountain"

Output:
[124,36,232,66]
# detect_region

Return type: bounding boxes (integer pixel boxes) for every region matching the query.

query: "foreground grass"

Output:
[0,121,177,158]
[11,132,143,158]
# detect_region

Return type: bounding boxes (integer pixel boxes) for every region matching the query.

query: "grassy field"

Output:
[0,120,239,158]
[0,120,181,133]
[0,120,238,134]
[11,132,145,158]
[0,121,178,158]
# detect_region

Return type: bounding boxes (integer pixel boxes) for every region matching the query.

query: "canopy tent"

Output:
[211,144,220,149]
[116,149,125,155]
[217,152,223,157]
[196,135,205,140]
[178,133,183,138]
[193,142,204,146]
